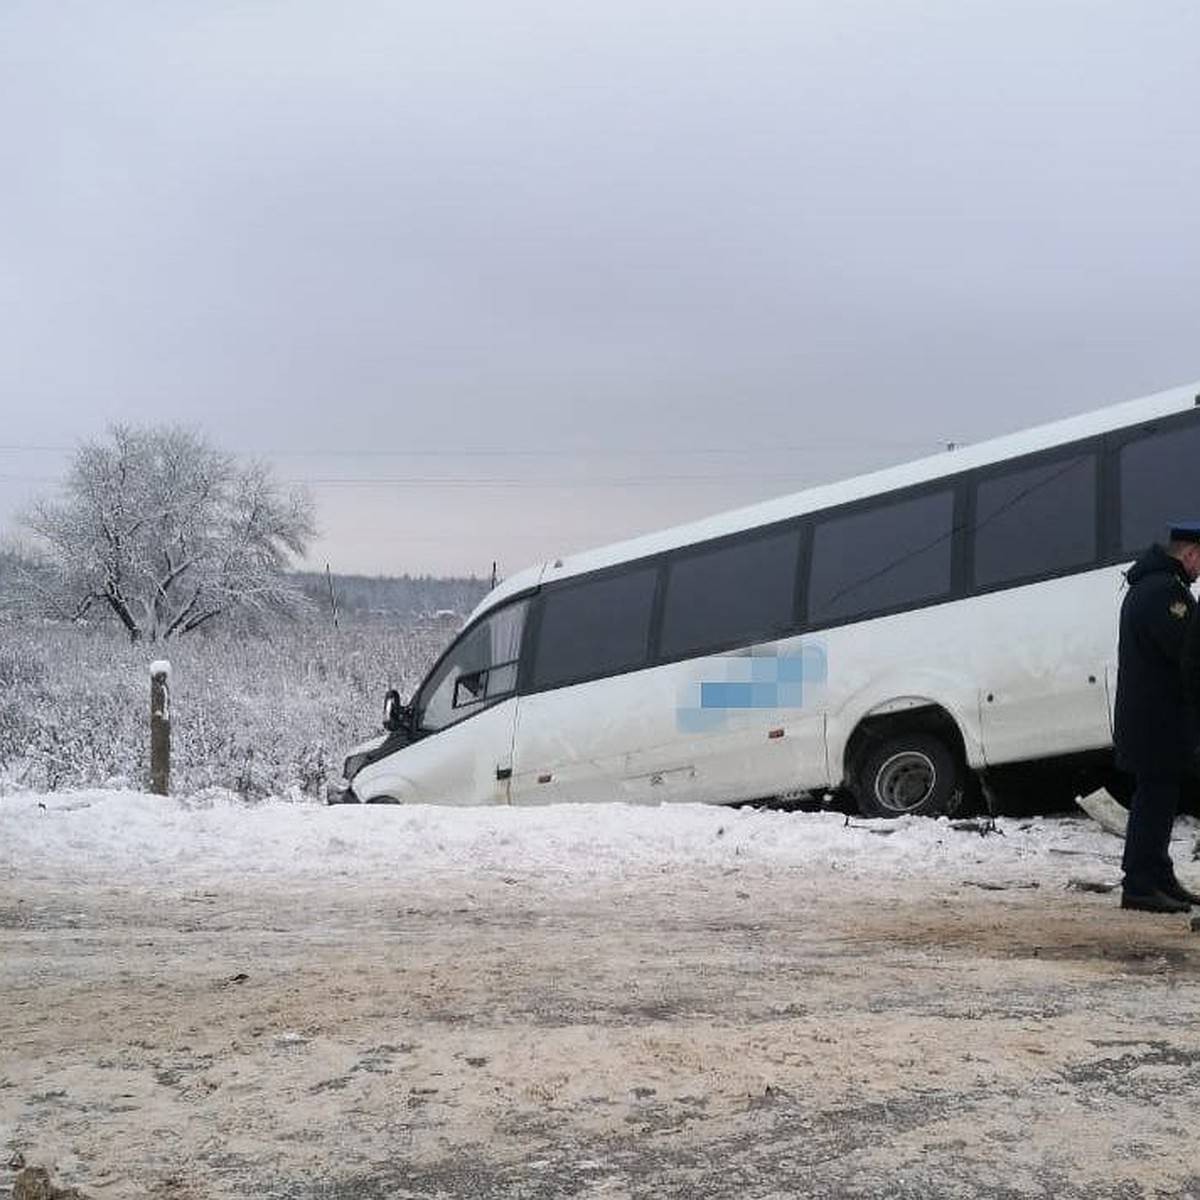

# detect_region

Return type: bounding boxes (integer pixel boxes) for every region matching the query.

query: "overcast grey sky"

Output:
[2,2,1199,578]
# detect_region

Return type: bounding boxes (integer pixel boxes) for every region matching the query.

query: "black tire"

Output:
[853,732,963,818]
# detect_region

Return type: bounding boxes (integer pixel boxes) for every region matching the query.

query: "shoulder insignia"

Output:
[1170,600,1189,619]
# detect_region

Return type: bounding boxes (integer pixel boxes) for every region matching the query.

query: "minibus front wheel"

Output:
[852,731,963,819]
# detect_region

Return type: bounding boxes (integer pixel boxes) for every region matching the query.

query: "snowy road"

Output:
[4,794,1200,1198]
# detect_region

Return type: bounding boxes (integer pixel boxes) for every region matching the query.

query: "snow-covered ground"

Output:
[10,789,1200,1199]
[0,787,1153,891]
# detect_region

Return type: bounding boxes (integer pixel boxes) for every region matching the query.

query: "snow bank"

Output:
[0,788,1147,890]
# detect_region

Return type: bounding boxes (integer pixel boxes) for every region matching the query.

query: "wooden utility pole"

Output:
[149,660,171,795]
[325,563,340,629]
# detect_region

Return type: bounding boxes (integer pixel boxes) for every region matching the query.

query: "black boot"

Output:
[1163,877,1200,905]
[1121,888,1191,913]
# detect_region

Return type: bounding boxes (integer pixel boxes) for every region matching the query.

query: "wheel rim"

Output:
[873,750,937,814]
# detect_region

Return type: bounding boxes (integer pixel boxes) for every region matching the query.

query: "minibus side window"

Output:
[971,453,1096,590]
[531,566,657,690]
[807,489,954,625]
[1119,421,1200,555]
[659,527,799,660]
[414,599,528,734]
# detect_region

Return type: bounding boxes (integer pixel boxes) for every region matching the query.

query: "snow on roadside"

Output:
[0,788,1152,890]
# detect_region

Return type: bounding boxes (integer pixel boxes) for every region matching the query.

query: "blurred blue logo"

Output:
[676,643,827,732]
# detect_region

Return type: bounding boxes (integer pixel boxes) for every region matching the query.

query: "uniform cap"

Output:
[1168,521,1200,543]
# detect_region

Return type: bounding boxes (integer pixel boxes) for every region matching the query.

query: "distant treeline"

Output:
[293,571,491,623]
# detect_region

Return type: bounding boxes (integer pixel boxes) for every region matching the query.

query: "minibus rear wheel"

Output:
[853,732,962,819]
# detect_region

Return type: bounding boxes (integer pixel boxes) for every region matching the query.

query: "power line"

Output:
[290,474,835,488]
[264,442,941,459]
[0,439,955,459]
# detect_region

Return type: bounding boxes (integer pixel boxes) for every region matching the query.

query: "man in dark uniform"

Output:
[1113,522,1200,912]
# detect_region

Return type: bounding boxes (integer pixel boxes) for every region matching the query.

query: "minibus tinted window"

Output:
[532,566,658,689]
[808,489,954,624]
[972,454,1096,589]
[1120,421,1200,555]
[660,527,799,659]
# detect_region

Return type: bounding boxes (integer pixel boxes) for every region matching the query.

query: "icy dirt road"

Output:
[3,796,1200,1199]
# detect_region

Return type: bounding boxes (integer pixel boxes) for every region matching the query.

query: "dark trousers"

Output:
[1122,775,1182,894]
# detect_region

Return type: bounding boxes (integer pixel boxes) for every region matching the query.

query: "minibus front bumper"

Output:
[327,730,405,804]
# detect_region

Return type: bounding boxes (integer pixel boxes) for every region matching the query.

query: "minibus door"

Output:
[397,599,528,804]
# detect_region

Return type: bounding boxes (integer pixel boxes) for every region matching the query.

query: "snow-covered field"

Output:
[0,620,447,799]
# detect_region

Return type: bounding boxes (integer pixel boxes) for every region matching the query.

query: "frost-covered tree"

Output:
[19,424,316,641]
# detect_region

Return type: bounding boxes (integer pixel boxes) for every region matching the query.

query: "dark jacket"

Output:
[1182,590,1200,717]
[1113,543,1197,776]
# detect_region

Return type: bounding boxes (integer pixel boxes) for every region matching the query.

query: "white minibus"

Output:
[331,380,1200,817]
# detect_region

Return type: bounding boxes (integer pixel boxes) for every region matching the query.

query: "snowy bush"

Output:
[0,618,451,799]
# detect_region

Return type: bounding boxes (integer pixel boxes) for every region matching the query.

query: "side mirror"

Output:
[382,689,410,732]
